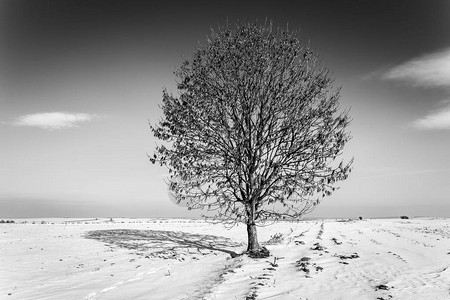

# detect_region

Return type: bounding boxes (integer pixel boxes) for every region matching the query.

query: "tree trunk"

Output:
[246,222,260,252]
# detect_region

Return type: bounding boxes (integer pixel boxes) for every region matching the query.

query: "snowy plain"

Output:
[1,217,449,300]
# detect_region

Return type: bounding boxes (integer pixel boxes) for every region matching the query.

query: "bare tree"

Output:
[150,22,353,256]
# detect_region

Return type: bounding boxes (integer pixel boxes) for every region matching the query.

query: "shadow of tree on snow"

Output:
[85,229,243,258]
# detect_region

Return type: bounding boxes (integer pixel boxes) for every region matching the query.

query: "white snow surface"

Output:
[1,217,449,299]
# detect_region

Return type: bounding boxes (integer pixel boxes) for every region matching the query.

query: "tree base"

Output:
[247,246,270,258]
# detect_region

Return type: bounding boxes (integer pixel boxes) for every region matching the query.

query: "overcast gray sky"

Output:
[1,0,450,218]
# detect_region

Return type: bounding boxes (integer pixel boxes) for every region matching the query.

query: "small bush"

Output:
[265,233,284,245]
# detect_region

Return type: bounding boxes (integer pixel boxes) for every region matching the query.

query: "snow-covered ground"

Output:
[1,217,449,299]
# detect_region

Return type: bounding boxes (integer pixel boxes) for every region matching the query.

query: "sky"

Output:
[1,0,450,218]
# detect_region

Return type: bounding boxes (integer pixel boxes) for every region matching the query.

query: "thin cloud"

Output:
[383,48,450,89]
[412,103,450,130]
[8,112,99,130]
[361,167,450,179]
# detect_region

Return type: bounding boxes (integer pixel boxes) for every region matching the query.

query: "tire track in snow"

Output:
[84,268,162,299]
